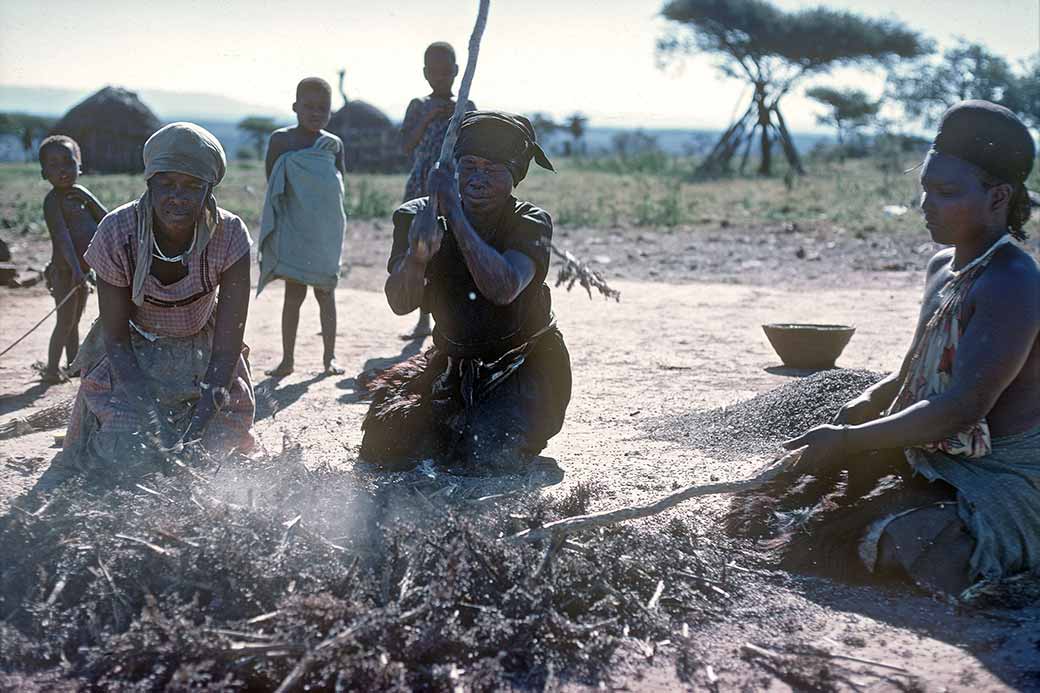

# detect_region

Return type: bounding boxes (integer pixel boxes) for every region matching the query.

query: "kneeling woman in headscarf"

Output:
[60,123,255,481]
[362,111,571,470]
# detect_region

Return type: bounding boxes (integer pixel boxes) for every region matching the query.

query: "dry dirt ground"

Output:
[1,221,1039,691]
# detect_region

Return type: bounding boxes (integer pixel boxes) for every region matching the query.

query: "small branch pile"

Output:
[0,398,74,439]
[551,243,621,301]
[0,457,737,690]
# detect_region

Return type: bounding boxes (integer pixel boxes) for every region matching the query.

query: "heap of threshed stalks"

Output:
[1,447,736,690]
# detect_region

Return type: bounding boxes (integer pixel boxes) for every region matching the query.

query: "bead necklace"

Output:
[152,228,196,264]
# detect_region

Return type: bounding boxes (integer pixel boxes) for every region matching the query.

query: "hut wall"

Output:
[343,128,408,173]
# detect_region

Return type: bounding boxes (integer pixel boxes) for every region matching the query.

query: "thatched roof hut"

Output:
[326,70,407,173]
[50,86,160,174]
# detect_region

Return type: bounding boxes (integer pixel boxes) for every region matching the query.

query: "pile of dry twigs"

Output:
[1,452,737,690]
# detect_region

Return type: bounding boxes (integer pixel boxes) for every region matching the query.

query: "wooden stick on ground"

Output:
[506,452,800,543]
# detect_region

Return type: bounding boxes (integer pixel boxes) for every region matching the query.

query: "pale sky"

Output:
[1,0,1037,131]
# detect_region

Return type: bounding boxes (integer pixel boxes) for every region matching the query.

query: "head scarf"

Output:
[931,100,1035,186]
[453,111,554,185]
[132,122,227,305]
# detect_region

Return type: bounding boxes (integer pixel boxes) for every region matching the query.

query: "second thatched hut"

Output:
[50,86,160,174]
[326,70,407,173]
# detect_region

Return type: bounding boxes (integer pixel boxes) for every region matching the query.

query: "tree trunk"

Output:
[698,102,757,173]
[755,85,772,176]
[697,103,754,176]
[738,124,756,174]
[758,123,772,176]
[773,106,806,175]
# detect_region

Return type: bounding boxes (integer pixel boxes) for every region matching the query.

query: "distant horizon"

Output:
[1,0,1037,133]
[0,83,848,138]
[0,82,894,139]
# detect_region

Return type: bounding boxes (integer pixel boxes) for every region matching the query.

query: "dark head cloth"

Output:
[932,100,1035,185]
[454,111,555,185]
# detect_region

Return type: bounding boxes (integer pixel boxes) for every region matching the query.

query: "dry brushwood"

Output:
[0,452,738,690]
[551,243,620,301]
[0,398,74,439]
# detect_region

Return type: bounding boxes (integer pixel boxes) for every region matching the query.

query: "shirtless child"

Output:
[399,42,475,339]
[259,77,348,377]
[39,135,108,384]
[734,101,1039,596]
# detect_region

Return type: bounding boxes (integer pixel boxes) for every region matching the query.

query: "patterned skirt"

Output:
[62,319,255,478]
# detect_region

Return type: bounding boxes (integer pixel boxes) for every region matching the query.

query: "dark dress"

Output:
[360,197,571,468]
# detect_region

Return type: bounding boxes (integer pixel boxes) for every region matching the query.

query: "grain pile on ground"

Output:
[647,369,886,458]
[0,450,738,690]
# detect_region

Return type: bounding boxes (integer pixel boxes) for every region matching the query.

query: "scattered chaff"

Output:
[224,642,304,657]
[247,610,282,625]
[205,627,276,641]
[44,576,67,606]
[550,242,621,301]
[114,533,169,556]
[154,528,200,548]
[134,483,173,503]
[508,452,801,543]
[742,641,911,675]
[646,580,665,610]
[274,609,426,693]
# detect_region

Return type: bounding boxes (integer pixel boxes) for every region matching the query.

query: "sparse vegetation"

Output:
[2,150,1037,240]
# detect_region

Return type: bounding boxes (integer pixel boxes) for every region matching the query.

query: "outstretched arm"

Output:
[834,251,951,425]
[789,261,1040,463]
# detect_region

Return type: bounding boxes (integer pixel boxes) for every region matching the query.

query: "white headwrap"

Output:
[132,122,226,305]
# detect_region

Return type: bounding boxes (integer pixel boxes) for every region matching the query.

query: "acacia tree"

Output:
[805,87,879,145]
[889,40,1022,127]
[0,113,55,161]
[1013,55,1040,129]
[658,0,929,176]
[238,116,277,159]
[566,112,588,155]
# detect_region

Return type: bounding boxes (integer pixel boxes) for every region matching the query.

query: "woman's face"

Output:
[149,171,209,236]
[457,154,513,218]
[919,152,990,246]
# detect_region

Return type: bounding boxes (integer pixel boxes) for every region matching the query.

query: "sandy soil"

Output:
[1,222,1038,691]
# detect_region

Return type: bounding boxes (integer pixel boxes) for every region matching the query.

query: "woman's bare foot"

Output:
[323,360,346,376]
[265,360,294,377]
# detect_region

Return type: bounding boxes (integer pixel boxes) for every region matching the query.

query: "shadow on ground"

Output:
[338,335,425,404]
[792,572,1040,690]
[0,381,55,417]
[254,374,325,421]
